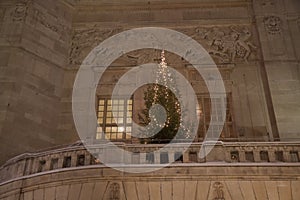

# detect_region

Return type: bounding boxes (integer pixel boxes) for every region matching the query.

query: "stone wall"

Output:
[0,164,300,200]
[0,0,299,164]
[253,0,300,140]
[0,0,74,164]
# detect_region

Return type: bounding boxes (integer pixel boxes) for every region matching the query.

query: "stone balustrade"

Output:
[1,142,300,183]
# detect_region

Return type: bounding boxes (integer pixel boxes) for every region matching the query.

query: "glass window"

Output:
[146,152,154,164]
[96,98,133,140]
[160,152,169,164]
[197,94,235,141]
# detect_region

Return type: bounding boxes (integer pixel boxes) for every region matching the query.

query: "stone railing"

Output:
[0,141,300,183]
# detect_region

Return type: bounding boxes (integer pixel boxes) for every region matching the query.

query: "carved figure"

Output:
[196,26,256,63]
[213,182,225,200]
[231,27,257,62]
[109,183,120,200]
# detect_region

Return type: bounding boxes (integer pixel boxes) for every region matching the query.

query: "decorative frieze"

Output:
[69,25,257,65]
[69,27,122,65]
[28,8,70,42]
[191,26,257,63]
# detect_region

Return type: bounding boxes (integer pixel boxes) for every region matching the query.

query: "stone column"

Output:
[239,151,246,162]
[71,152,77,167]
[268,150,276,162]
[253,150,261,162]
[169,151,175,163]
[154,152,160,164]
[140,153,146,164]
[283,150,290,162]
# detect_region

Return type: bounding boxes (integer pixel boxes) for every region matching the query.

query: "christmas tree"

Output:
[139,50,190,143]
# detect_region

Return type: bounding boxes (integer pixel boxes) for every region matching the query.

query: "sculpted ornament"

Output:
[11,1,30,21]
[263,16,282,35]
[213,182,225,200]
[195,26,257,63]
[109,183,120,200]
[69,27,122,65]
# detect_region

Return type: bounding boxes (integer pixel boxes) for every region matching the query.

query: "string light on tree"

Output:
[139,50,191,143]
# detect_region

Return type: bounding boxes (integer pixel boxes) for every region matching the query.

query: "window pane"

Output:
[99,100,105,105]
[111,133,117,139]
[126,127,132,133]
[117,118,123,124]
[96,133,102,139]
[117,133,123,139]
[118,126,125,132]
[97,127,102,132]
[112,127,117,133]
[98,106,104,111]
[106,118,112,123]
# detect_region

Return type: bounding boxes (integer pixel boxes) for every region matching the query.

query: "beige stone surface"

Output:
[148,182,161,200]
[239,181,256,200]
[0,0,299,199]
[0,0,299,164]
[67,184,82,200]
[91,181,108,200]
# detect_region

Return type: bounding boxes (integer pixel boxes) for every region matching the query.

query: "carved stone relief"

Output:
[69,25,257,65]
[11,0,31,22]
[69,27,122,65]
[28,8,70,42]
[213,182,225,200]
[263,16,286,55]
[261,0,275,7]
[182,25,257,63]
[263,16,282,35]
[108,182,120,200]
[126,50,158,66]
